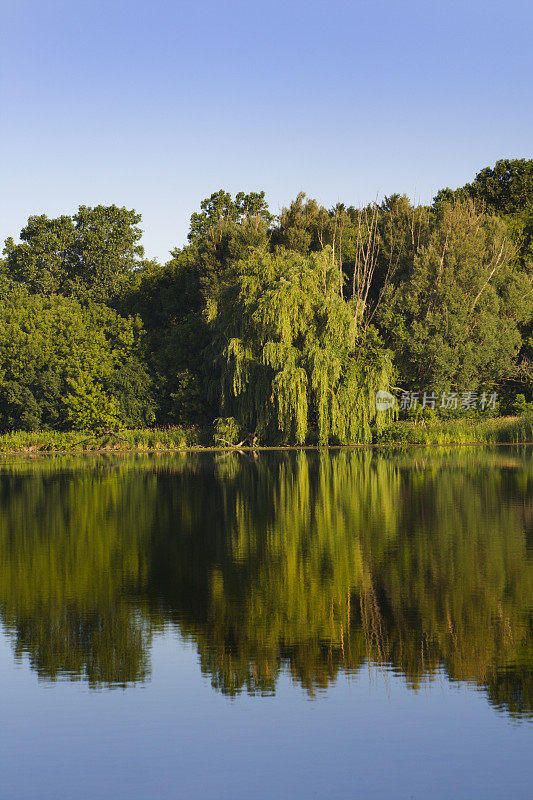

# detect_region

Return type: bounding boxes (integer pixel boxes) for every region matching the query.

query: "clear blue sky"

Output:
[1,0,532,262]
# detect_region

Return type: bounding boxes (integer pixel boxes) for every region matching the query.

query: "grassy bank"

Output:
[375,413,533,446]
[0,415,533,455]
[0,426,206,454]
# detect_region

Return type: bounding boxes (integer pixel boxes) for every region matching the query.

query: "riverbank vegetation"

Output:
[0,413,532,454]
[2,158,533,445]
[375,412,533,446]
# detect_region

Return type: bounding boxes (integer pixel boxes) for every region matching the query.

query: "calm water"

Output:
[0,449,532,799]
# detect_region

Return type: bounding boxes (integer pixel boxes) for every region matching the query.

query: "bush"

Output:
[512,394,533,415]
[213,417,241,445]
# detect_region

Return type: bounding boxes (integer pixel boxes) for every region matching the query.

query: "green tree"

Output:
[64,376,122,432]
[434,158,533,267]
[209,247,393,444]
[118,191,273,426]
[377,201,533,392]
[272,192,330,254]
[3,205,144,302]
[0,280,154,431]
[117,253,213,426]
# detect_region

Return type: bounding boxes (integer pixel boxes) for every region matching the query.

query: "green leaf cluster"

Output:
[377,201,532,392]
[0,280,154,432]
[210,247,393,444]
[3,205,144,303]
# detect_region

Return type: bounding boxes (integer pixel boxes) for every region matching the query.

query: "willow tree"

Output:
[209,247,394,444]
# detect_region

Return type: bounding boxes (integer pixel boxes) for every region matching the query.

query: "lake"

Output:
[0,449,532,799]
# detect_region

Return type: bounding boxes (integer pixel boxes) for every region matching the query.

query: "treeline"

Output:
[2,158,533,444]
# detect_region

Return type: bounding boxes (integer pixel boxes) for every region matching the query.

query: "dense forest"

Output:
[2,158,533,445]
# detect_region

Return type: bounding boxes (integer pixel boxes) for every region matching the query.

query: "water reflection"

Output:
[0,450,531,716]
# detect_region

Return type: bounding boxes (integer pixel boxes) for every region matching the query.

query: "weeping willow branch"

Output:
[212,248,394,446]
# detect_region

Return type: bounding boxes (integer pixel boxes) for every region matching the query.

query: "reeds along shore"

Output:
[374,414,533,446]
[0,415,532,455]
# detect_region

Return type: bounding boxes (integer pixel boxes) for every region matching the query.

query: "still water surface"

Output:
[0,449,532,799]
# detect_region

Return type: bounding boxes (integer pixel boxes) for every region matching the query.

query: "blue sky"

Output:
[1,0,532,262]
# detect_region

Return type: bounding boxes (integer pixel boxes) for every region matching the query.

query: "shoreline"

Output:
[1,440,533,459]
[0,414,532,458]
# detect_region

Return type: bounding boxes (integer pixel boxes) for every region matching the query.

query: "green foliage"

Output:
[434,158,533,266]
[116,191,273,428]
[434,159,533,217]
[2,161,533,439]
[210,247,394,444]
[188,189,273,244]
[0,414,531,453]
[376,413,533,445]
[0,281,154,432]
[377,201,532,392]
[116,253,213,426]
[272,192,331,253]
[64,376,122,433]
[213,416,241,445]
[512,393,533,414]
[3,205,144,302]
[0,426,202,453]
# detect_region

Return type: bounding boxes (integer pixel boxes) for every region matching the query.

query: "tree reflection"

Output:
[0,451,531,716]
[0,460,155,687]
